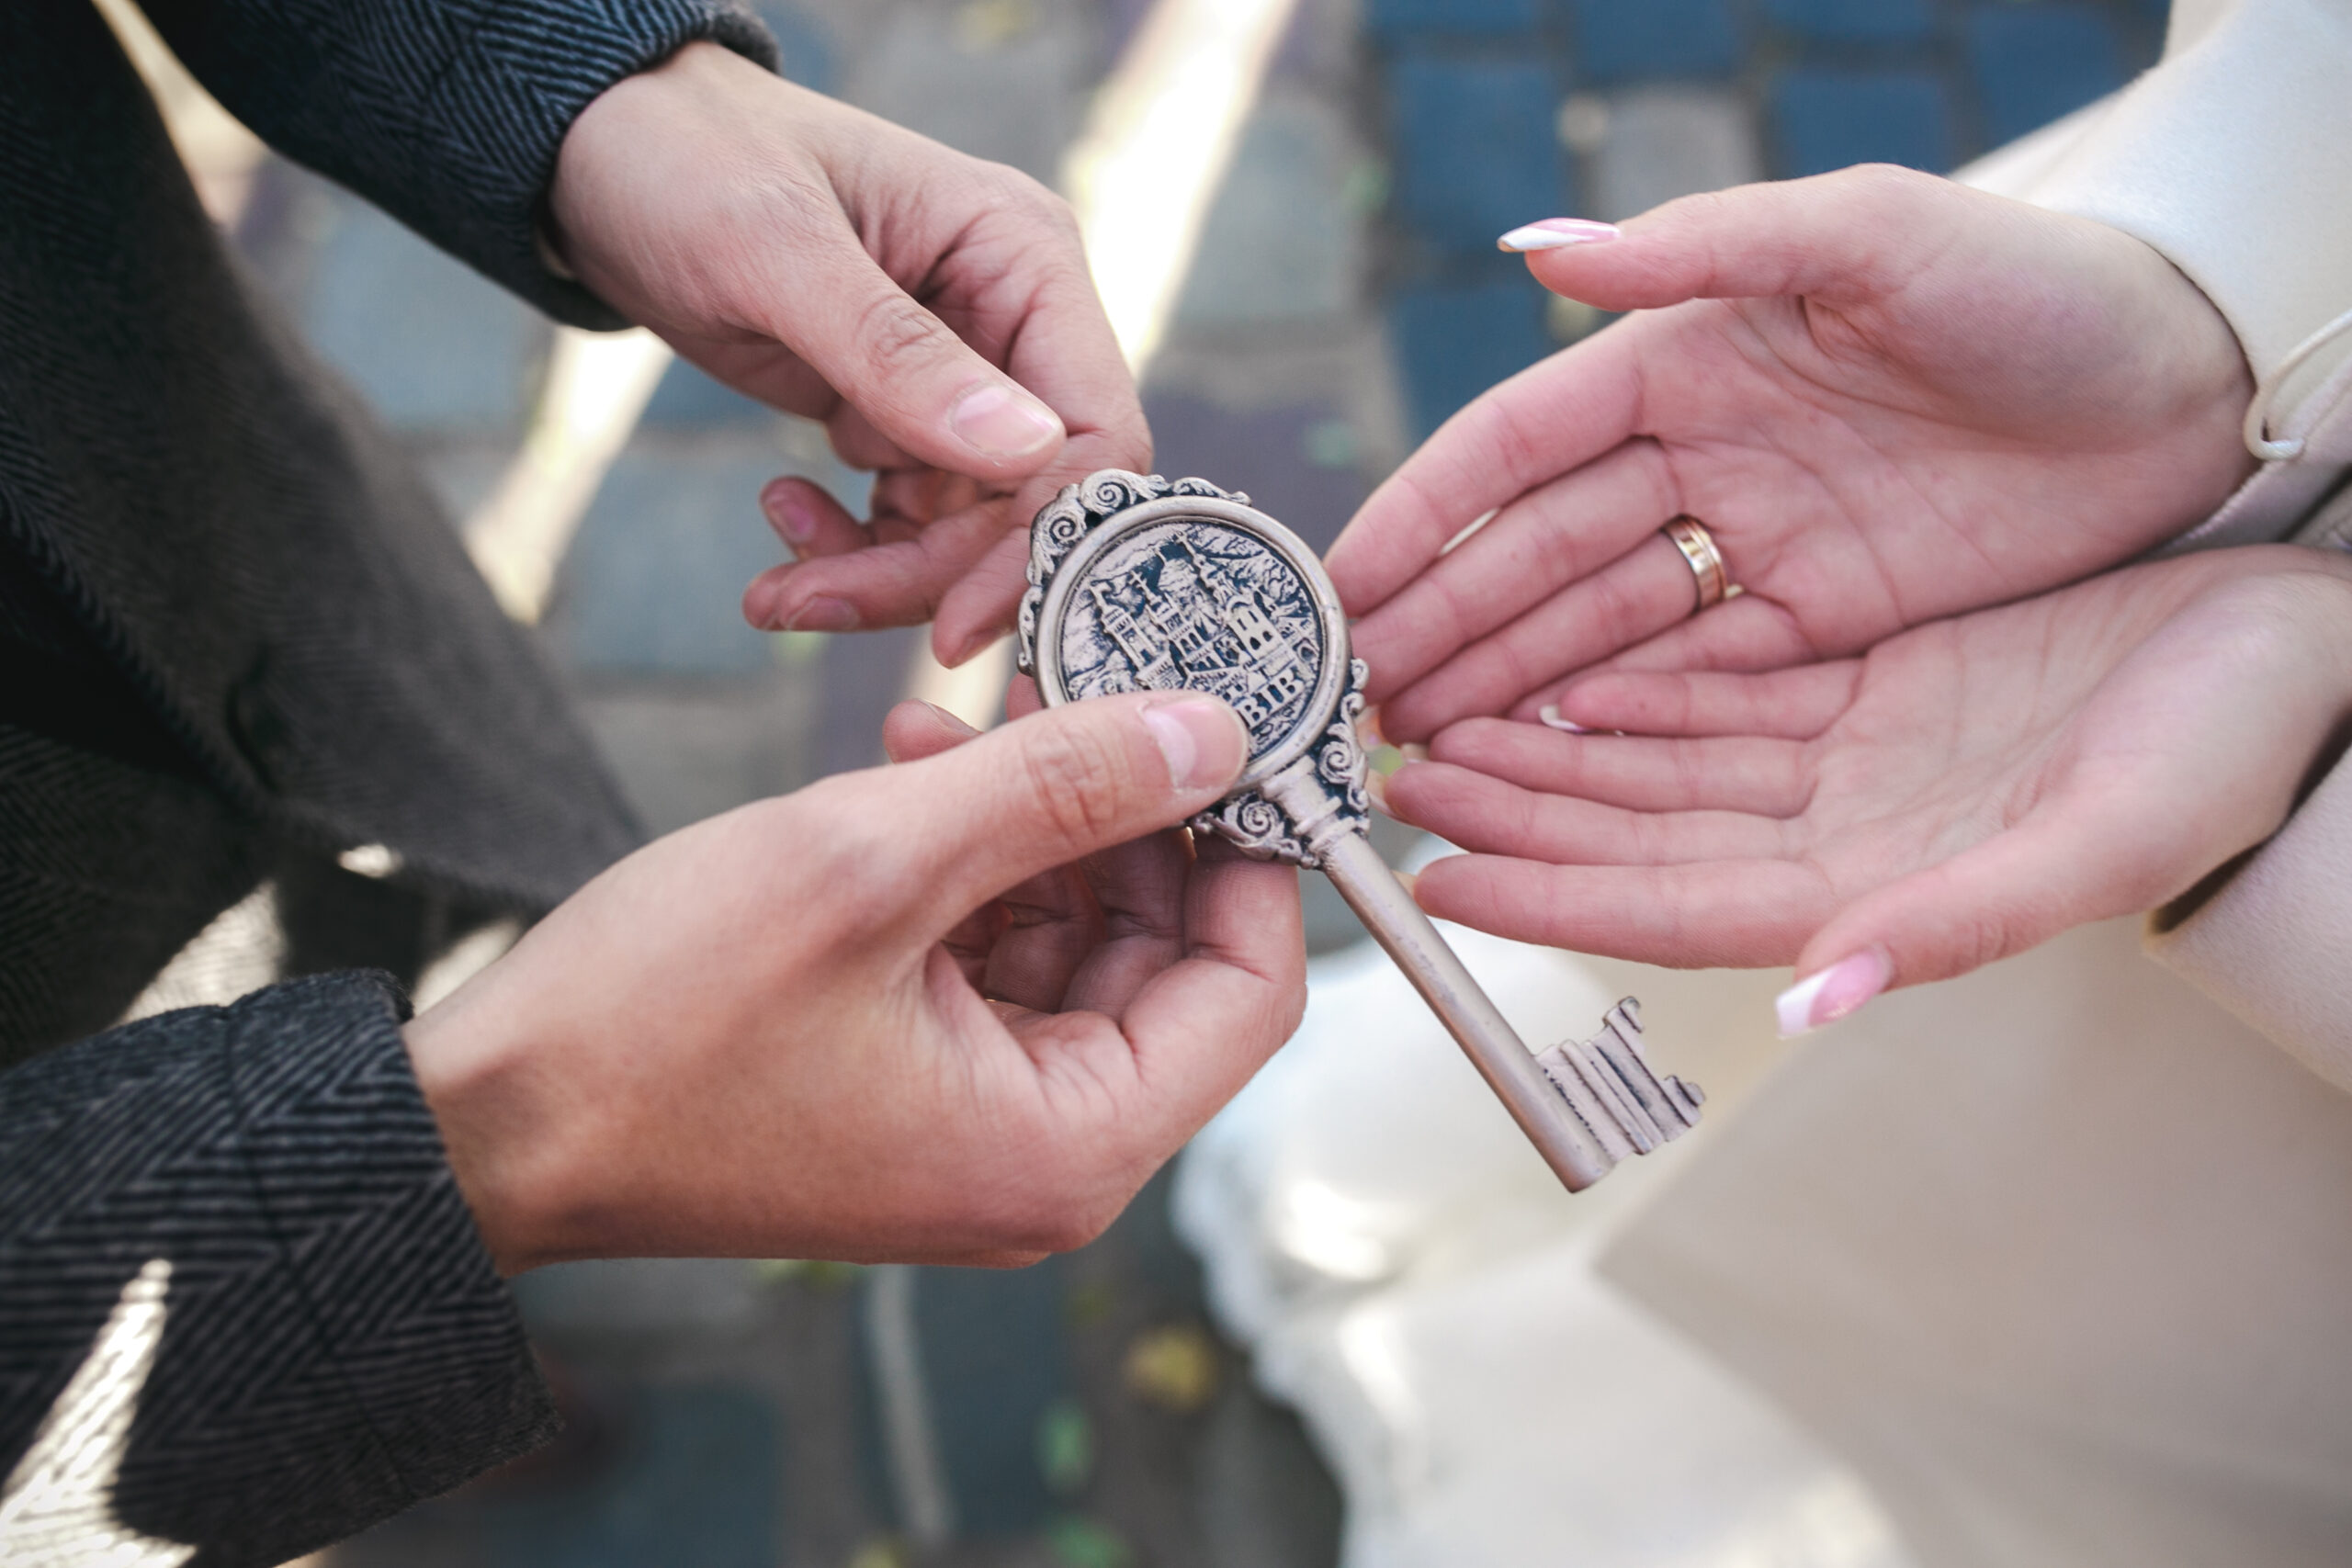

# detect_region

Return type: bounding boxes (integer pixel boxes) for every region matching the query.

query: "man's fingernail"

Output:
[782,595,860,634]
[764,486,819,551]
[1539,704,1591,734]
[743,576,786,628]
[1774,949,1893,1038]
[1142,695,1247,790]
[940,626,1003,668]
[1498,218,1620,253]
[922,701,980,739]
[949,384,1063,459]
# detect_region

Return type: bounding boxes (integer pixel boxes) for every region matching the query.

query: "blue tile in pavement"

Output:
[1174,99,1357,327]
[1388,278,1553,442]
[299,197,547,434]
[922,1260,1076,1536]
[1761,0,1935,45]
[752,1,836,90]
[481,1385,782,1568]
[1564,0,1743,84]
[1363,0,1542,41]
[1389,55,1569,254]
[558,448,787,676]
[1966,4,2127,146]
[854,1261,1076,1539]
[1769,67,1957,176]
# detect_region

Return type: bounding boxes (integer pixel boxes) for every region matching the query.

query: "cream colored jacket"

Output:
[1968,0,2352,1076]
[1602,14,2352,1566]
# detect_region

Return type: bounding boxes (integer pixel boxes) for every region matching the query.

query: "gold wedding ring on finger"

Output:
[1663,514,1739,611]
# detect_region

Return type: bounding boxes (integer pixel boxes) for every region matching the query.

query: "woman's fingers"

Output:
[1349,444,1673,704]
[1384,759,1792,864]
[1784,786,2170,1006]
[1327,327,1644,616]
[1412,852,1831,969]
[1519,164,1963,315]
[1325,166,1982,626]
[1543,592,1822,686]
[1376,529,1710,740]
[1534,662,1861,739]
[1787,561,2352,1002]
[1425,717,1814,816]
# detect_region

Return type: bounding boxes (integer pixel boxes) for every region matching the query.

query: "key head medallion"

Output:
[1019,471,1370,866]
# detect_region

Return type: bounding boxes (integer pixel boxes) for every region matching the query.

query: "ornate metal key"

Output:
[1017,471,1704,1192]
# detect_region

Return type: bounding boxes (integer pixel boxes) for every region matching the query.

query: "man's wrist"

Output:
[545,39,752,290]
[404,992,571,1278]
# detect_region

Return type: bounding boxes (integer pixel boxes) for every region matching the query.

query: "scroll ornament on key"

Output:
[1018,470,1705,1192]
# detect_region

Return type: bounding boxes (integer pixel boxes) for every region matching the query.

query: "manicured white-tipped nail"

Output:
[1774,949,1893,1038]
[1539,704,1590,734]
[1357,705,1387,749]
[1498,218,1620,253]
[1365,769,1391,815]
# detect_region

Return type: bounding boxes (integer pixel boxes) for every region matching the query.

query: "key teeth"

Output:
[1532,996,1705,1175]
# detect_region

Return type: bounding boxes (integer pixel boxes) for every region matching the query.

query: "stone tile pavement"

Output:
[211,0,2165,1562]
[1370,0,2164,438]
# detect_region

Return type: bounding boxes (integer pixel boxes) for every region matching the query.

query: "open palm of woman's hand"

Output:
[1329,165,2257,743]
[1376,547,2352,1014]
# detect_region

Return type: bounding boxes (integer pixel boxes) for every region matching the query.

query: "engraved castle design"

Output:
[1076,535,1317,743]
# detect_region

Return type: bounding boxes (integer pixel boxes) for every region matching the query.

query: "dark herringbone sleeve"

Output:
[0,972,556,1566]
[134,0,779,326]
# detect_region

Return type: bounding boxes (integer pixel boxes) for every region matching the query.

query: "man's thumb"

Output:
[768,225,1066,477]
[891,694,1250,916]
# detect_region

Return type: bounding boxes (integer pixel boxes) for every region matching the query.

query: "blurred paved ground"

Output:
[1370,0,2162,440]
[211,0,2158,1562]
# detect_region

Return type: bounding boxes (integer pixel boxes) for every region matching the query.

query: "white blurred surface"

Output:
[1177,893,1916,1568]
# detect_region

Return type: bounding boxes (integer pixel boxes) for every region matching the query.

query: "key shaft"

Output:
[1321,832,1618,1190]
[1260,762,1616,1190]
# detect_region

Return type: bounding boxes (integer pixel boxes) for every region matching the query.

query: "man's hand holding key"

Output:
[402,692,1305,1274]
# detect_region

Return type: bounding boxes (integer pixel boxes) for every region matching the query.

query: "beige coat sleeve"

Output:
[1961,0,2352,1070]
[2147,744,2352,1089]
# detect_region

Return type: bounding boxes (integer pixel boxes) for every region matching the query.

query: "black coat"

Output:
[0,0,772,1560]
